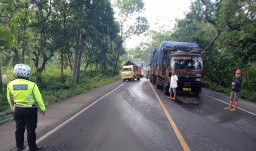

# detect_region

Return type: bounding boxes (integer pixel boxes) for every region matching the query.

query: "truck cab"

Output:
[122,65,134,81]
[121,64,141,82]
[169,52,203,96]
[151,41,204,96]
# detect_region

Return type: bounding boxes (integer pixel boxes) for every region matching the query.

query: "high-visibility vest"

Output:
[7,78,46,111]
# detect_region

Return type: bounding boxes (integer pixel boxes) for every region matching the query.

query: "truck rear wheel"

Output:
[194,89,200,97]
[155,77,161,89]
[163,85,169,95]
[152,75,156,85]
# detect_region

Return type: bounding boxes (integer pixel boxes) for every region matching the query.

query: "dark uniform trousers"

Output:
[14,107,38,149]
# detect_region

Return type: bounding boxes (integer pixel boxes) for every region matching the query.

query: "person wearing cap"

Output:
[225,69,243,111]
[7,64,46,151]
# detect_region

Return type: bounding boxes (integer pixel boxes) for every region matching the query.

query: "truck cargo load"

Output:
[150,41,203,96]
[121,61,142,81]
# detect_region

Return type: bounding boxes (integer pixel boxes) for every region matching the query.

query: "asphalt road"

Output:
[39,78,256,151]
[1,78,256,151]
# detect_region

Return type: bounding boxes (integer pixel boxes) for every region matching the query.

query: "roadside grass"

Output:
[204,80,256,103]
[41,74,121,106]
[0,67,121,125]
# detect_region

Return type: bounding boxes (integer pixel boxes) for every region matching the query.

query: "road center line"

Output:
[149,81,191,151]
[35,82,126,145]
[203,93,256,117]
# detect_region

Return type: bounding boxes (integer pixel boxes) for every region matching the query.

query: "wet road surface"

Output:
[36,78,256,151]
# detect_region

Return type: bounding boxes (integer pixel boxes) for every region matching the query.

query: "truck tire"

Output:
[155,77,160,89]
[152,76,156,85]
[194,89,200,97]
[163,85,169,95]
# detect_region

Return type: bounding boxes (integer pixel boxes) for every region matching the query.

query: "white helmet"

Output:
[14,64,31,78]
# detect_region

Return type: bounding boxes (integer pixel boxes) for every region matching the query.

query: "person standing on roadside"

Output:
[7,64,46,151]
[167,70,178,100]
[225,69,243,111]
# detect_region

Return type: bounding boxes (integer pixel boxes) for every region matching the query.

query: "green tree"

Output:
[12,0,32,63]
[30,0,54,77]
[112,0,149,44]
[200,0,256,51]
[50,0,74,79]
[219,21,256,88]
[0,27,14,91]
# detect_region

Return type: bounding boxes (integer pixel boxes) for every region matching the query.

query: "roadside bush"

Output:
[0,85,8,112]
[0,93,8,112]
[240,90,256,103]
[204,79,256,103]
[0,70,120,124]
[204,80,230,94]
[40,75,120,106]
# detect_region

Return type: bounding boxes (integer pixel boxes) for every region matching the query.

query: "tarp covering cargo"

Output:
[124,61,142,71]
[155,41,201,65]
[150,47,158,65]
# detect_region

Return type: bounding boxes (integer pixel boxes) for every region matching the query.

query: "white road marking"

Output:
[35,83,126,145]
[203,93,256,117]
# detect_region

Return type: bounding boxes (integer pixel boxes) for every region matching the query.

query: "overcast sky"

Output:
[126,0,194,49]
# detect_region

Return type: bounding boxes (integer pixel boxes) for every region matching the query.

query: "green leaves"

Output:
[113,0,148,41]
[0,28,14,45]
[116,0,144,15]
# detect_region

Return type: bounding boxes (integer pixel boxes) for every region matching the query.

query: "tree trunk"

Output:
[36,56,48,75]
[60,49,64,78]
[76,51,82,84]
[21,24,27,64]
[67,53,73,71]
[84,59,90,72]
[73,49,79,79]
[32,51,40,70]
[114,52,120,74]
[74,29,85,84]
[84,47,93,71]
[203,29,222,51]
[21,42,25,63]
[0,63,2,93]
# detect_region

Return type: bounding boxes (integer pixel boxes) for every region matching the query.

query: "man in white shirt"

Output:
[168,71,178,100]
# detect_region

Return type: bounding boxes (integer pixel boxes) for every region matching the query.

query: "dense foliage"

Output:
[0,0,148,112]
[0,0,123,82]
[126,0,256,102]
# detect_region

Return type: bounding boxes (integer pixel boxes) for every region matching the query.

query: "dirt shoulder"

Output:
[0,80,123,151]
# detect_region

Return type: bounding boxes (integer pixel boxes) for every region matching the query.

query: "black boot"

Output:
[29,146,42,151]
[17,145,26,151]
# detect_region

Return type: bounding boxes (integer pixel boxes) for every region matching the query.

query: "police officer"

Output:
[7,64,46,151]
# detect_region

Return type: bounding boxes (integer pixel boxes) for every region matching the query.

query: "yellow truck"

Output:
[121,62,142,81]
